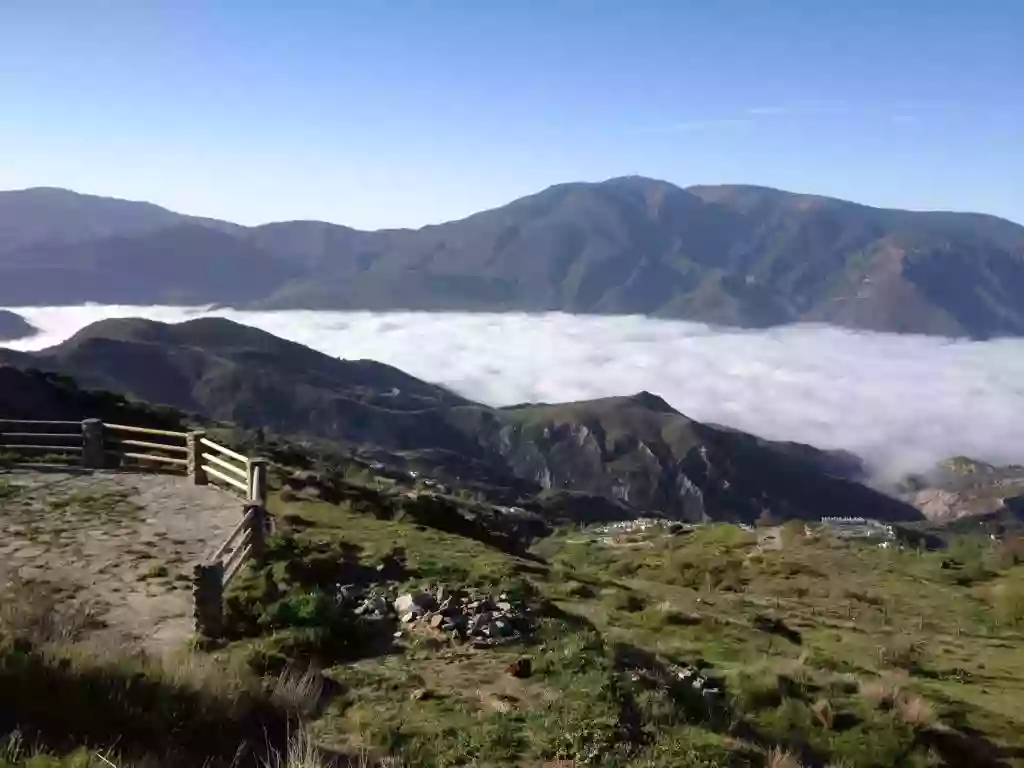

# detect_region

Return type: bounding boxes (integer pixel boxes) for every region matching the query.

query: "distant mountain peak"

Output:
[3,180,1024,337]
[626,391,678,413]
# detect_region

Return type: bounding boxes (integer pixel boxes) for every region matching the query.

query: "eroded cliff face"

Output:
[899,457,1024,523]
[466,402,919,524]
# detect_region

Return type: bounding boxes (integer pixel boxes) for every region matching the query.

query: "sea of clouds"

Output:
[4,304,1024,481]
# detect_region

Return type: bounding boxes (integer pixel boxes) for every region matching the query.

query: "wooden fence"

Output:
[0,418,269,638]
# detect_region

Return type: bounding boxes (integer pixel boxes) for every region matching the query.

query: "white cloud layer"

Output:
[4,305,1024,480]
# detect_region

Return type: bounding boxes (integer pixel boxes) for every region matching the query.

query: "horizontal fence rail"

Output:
[196,434,252,498]
[2,416,270,641]
[105,422,189,474]
[0,419,87,466]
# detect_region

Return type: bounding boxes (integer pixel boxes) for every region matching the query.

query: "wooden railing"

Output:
[105,422,190,472]
[198,435,250,495]
[0,418,191,473]
[1,417,270,639]
[193,459,270,639]
[0,419,84,465]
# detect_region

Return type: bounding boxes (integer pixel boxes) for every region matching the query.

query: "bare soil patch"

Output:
[0,470,244,654]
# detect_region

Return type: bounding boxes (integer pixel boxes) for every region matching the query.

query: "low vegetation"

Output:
[2,466,1024,767]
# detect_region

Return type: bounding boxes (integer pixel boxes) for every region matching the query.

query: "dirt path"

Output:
[0,469,244,655]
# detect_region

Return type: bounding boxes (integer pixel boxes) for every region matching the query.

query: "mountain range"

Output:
[2,179,1023,337]
[0,316,923,525]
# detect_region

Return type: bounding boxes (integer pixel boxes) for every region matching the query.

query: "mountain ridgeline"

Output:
[0,316,922,525]
[0,310,36,341]
[2,180,1023,337]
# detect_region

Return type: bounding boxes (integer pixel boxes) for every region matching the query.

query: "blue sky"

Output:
[1,0,1021,228]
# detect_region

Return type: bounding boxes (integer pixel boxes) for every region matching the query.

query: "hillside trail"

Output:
[0,469,243,656]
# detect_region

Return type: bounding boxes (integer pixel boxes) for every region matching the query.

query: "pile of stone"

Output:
[625,660,722,700]
[393,587,529,646]
[336,583,531,646]
[669,662,722,699]
[591,518,696,541]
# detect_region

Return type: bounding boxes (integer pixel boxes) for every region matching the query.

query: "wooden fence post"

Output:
[81,419,104,468]
[248,503,267,563]
[193,562,224,638]
[188,430,207,485]
[249,458,268,506]
[248,459,269,563]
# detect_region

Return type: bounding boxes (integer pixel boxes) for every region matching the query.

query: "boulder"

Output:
[492,619,513,637]
[394,591,437,615]
[469,612,493,634]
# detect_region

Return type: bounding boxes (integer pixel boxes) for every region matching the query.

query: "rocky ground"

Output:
[350,584,532,646]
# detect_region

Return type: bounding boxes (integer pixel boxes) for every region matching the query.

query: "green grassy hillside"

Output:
[6,465,1019,767]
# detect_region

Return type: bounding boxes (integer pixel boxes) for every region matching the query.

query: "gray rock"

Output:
[394,591,437,615]
[492,619,512,637]
[496,601,512,612]
[358,596,388,617]
[469,612,493,634]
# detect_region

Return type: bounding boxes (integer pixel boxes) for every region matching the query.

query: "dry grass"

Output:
[766,745,804,768]
[857,668,910,708]
[895,693,935,729]
[0,579,98,647]
[158,649,255,704]
[811,697,835,730]
[858,678,901,709]
[269,668,325,717]
[261,731,324,768]
[259,731,404,768]
[858,674,934,728]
